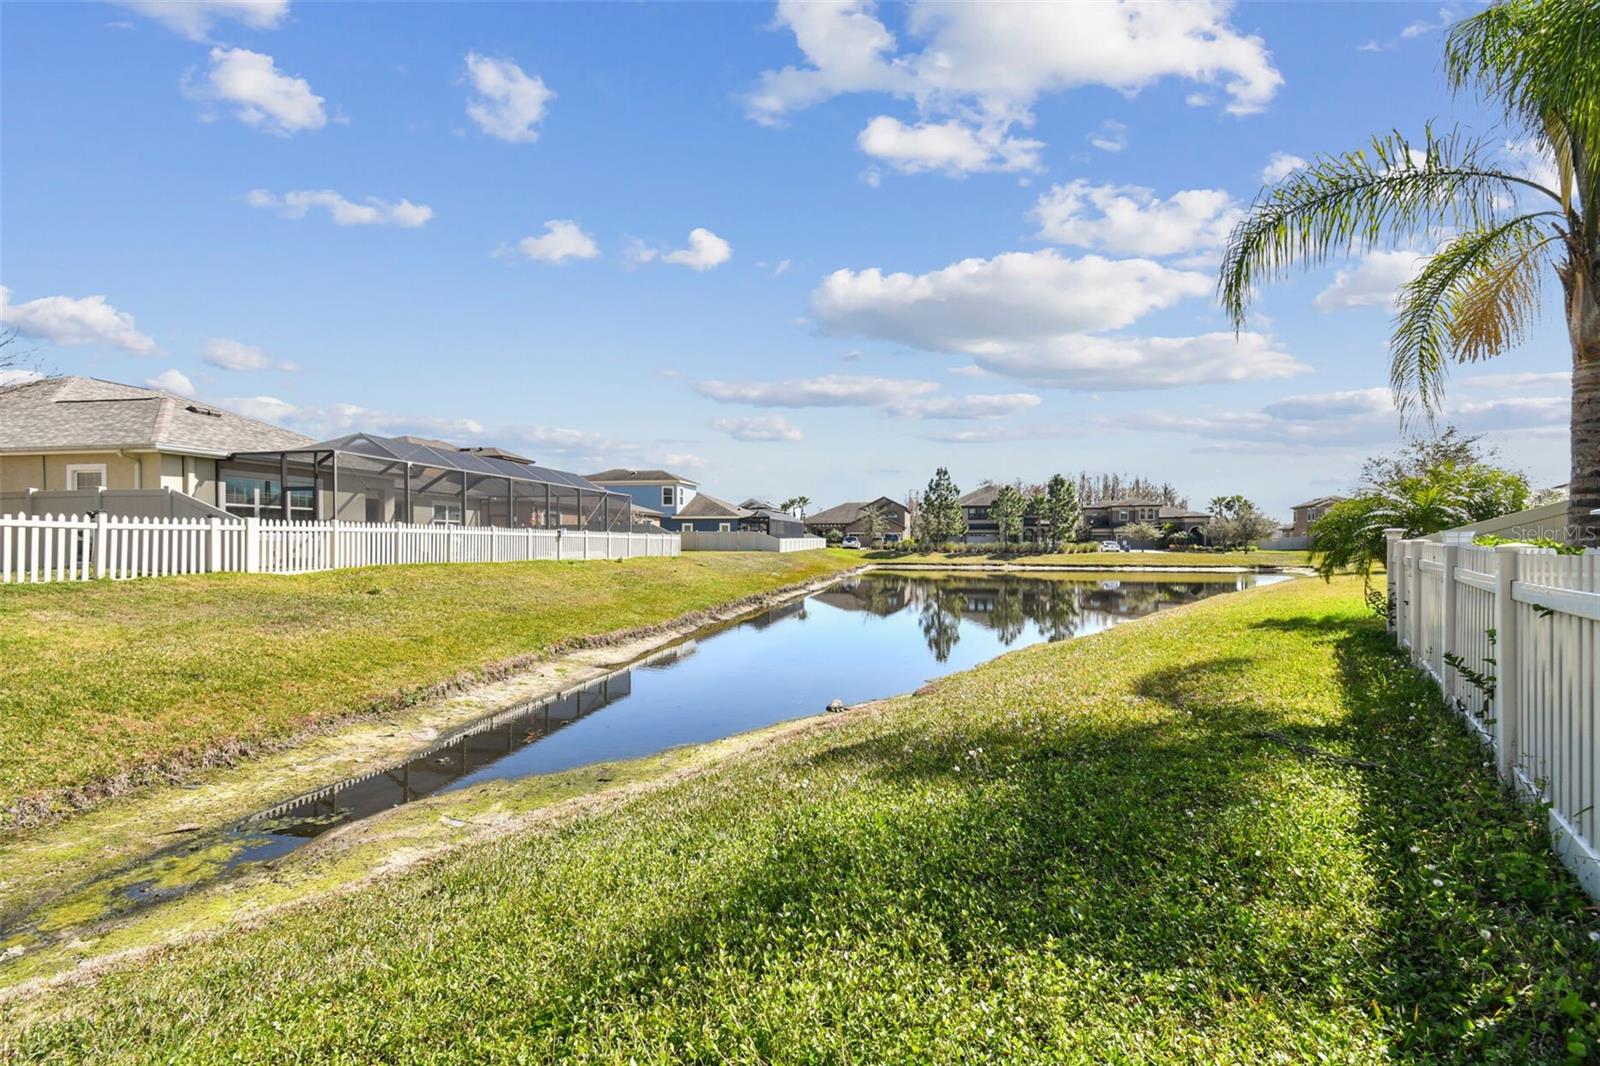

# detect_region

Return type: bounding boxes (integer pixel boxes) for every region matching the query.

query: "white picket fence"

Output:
[679,530,827,553]
[0,512,679,583]
[1388,533,1600,899]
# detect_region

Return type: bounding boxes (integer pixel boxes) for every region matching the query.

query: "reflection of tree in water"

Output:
[1028,582,1082,641]
[834,574,1245,660]
[918,587,967,663]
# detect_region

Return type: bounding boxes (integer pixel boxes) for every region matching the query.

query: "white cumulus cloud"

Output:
[1313,249,1428,311]
[1261,151,1307,182]
[857,115,1041,175]
[709,415,805,442]
[1032,180,1240,257]
[145,368,196,397]
[813,250,1211,345]
[512,220,600,263]
[246,189,433,227]
[191,47,326,135]
[0,286,159,355]
[464,53,553,144]
[202,337,296,371]
[118,0,289,41]
[663,228,733,271]
[809,249,1305,389]
[746,1,1282,169]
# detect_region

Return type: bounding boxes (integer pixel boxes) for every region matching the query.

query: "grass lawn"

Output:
[9,578,1597,1062]
[867,548,1311,568]
[0,550,857,823]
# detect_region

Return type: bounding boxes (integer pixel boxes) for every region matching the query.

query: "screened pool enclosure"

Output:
[220,433,634,531]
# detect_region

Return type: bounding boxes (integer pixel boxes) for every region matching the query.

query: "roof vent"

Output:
[185,404,222,418]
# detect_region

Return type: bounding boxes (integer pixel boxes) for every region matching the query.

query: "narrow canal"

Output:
[6,570,1289,940]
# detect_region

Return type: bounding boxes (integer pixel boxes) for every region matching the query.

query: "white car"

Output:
[1099,540,1123,552]
[840,535,862,549]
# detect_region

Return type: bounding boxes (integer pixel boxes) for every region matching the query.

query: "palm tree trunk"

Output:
[1570,286,1600,548]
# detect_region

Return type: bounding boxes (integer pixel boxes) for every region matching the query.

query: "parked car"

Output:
[1099,540,1123,552]
[841,535,862,549]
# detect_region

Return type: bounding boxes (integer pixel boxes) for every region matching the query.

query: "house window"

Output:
[1118,509,1129,522]
[224,476,315,520]
[718,522,732,532]
[432,501,464,526]
[661,486,676,507]
[66,464,107,491]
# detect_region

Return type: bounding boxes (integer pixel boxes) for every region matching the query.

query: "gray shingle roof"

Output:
[673,492,748,519]
[0,376,314,456]
[806,497,903,525]
[585,468,699,486]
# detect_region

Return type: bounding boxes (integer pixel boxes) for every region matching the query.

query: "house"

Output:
[956,486,1036,544]
[1080,498,1210,541]
[659,493,813,536]
[1290,495,1347,536]
[660,492,751,533]
[220,432,634,528]
[584,469,700,518]
[0,376,313,517]
[805,496,911,544]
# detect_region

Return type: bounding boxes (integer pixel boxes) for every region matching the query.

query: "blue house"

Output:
[584,468,699,518]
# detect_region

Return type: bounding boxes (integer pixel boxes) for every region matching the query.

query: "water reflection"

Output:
[818,573,1257,661]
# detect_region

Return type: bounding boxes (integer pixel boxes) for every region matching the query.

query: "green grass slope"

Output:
[8,577,1597,1062]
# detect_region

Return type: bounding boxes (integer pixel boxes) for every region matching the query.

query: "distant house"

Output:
[956,486,1033,544]
[0,376,313,516]
[661,492,749,533]
[1290,495,1347,536]
[584,468,700,518]
[663,493,810,536]
[1081,497,1211,541]
[805,496,911,544]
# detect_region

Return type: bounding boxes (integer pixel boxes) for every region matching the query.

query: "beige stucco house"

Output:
[0,376,314,515]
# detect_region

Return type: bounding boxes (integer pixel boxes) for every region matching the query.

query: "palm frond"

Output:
[1446,0,1600,247]
[1219,127,1559,326]
[1448,228,1558,363]
[1388,214,1559,420]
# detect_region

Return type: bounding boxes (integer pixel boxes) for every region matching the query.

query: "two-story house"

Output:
[1289,495,1347,536]
[804,496,911,544]
[1080,497,1212,543]
[584,469,700,518]
[955,486,1043,544]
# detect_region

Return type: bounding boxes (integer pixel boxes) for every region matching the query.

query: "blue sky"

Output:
[0,0,1572,516]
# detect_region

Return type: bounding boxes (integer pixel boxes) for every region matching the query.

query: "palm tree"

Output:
[1219,0,1600,546]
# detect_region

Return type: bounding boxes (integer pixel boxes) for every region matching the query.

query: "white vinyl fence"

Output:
[0,512,678,583]
[679,530,827,553]
[1388,533,1600,899]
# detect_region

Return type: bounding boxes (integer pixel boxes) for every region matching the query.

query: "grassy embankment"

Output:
[8,577,1597,1062]
[0,550,858,824]
[867,548,1311,568]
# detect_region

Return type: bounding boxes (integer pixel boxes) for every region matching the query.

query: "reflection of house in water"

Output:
[742,599,809,630]
[811,574,1250,661]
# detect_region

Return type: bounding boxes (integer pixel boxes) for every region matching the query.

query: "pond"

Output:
[7,570,1290,937]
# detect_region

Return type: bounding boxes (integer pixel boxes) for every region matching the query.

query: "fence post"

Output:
[1382,528,1405,635]
[244,516,260,573]
[330,520,341,570]
[1404,540,1422,661]
[94,511,108,580]
[207,516,222,573]
[1439,542,1459,695]
[1492,545,1521,781]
